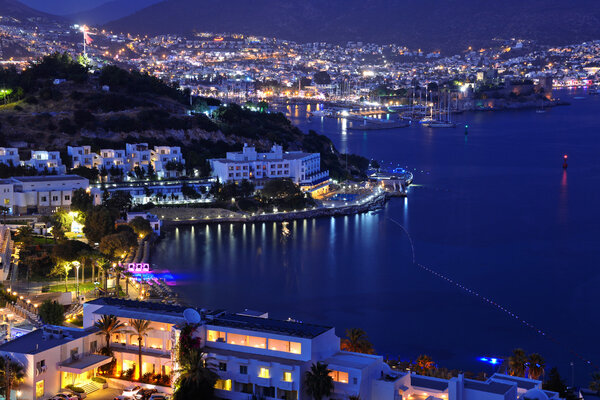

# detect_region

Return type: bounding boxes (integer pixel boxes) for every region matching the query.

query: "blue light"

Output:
[479,356,502,365]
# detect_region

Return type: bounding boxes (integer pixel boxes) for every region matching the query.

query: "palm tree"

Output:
[114,264,124,297]
[173,348,217,400]
[508,348,527,377]
[128,319,152,380]
[414,355,435,375]
[527,353,545,380]
[0,355,25,400]
[123,271,133,297]
[94,314,125,353]
[590,371,600,392]
[340,328,374,354]
[98,259,111,292]
[304,362,333,400]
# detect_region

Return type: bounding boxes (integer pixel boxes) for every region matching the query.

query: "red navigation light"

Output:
[564,154,568,159]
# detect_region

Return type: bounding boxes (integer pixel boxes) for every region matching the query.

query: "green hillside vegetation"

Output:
[0,53,367,180]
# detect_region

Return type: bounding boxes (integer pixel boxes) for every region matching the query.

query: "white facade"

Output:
[0,147,20,166]
[210,144,329,191]
[126,143,152,169]
[67,146,102,169]
[0,175,101,215]
[151,146,185,179]
[0,299,561,400]
[23,151,66,174]
[0,225,13,280]
[0,325,110,400]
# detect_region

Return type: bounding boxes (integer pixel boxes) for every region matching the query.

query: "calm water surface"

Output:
[154,90,600,382]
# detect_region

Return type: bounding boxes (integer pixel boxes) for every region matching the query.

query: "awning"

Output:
[58,354,113,374]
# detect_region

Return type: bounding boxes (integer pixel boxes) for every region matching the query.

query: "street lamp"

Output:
[72,261,81,299]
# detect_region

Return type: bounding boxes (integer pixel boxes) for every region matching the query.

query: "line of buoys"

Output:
[387,217,596,370]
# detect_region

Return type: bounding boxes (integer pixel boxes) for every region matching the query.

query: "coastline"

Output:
[153,190,398,227]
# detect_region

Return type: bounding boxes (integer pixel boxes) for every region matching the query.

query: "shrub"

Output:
[65,384,85,393]
[122,367,135,380]
[92,376,106,384]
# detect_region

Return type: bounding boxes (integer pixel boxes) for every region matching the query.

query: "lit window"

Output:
[258,367,270,379]
[329,370,349,383]
[207,330,226,342]
[214,379,232,391]
[283,372,292,382]
[36,380,44,398]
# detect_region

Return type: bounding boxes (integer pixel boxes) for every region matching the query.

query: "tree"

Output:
[128,319,152,380]
[14,225,34,246]
[71,188,93,213]
[305,362,333,400]
[173,348,217,400]
[99,230,137,259]
[509,349,527,377]
[527,353,545,380]
[543,367,574,400]
[94,314,124,353]
[414,355,435,375]
[38,300,64,325]
[313,71,332,85]
[105,191,132,216]
[340,328,374,354]
[51,261,72,292]
[83,206,115,244]
[128,217,153,238]
[590,371,600,392]
[260,178,301,200]
[0,355,25,400]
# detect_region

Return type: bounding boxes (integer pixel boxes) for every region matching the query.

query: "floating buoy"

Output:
[563,154,568,169]
[464,124,469,135]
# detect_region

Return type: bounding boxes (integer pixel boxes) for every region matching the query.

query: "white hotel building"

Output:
[0,175,101,215]
[68,144,186,179]
[0,148,66,174]
[0,298,561,400]
[210,144,330,196]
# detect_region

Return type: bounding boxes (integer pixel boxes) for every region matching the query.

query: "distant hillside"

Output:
[0,0,61,23]
[106,0,600,52]
[0,54,366,180]
[66,0,163,25]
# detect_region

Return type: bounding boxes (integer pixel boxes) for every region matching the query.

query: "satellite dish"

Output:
[183,308,202,324]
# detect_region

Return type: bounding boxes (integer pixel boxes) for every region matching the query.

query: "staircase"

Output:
[79,381,102,394]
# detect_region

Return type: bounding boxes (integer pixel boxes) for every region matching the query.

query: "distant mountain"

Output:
[19,0,109,16]
[105,0,600,52]
[0,0,60,22]
[66,0,162,25]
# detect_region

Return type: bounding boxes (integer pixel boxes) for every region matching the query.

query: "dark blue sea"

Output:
[153,89,600,384]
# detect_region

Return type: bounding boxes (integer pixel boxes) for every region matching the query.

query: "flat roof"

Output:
[491,373,539,390]
[464,379,514,395]
[410,375,450,392]
[0,326,98,355]
[87,298,198,324]
[208,313,332,339]
[11,175,87,183]
[324,351,382,370]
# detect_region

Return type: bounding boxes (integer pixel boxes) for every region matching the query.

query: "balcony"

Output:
[112,343,171,358]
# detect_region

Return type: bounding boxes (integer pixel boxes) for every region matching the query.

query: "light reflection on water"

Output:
[155,91,600,381]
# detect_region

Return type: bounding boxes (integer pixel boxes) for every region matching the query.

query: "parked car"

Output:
[122,386,142,398]
[113,396,132,400]
[135,388,158,400]
[51,393,80,400]
[148,394,169,400]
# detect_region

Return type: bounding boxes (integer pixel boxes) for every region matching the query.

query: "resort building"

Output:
[0,147,20,166]
[99,148,129,171]
[0,298,561,400]
[209,144,330,196]
[151,146,186,179]
[0,325,111,400]
[23,151,66,174]
[67,146,102,169]
[126,143,152,169]
[0,175,101,215]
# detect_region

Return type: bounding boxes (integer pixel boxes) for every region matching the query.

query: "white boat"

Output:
[425,121,457,128]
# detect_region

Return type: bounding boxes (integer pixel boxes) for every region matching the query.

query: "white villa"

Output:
[210,144,330,197]
[0,298,562,400]
[68,144,186,180]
